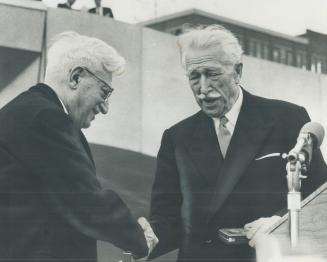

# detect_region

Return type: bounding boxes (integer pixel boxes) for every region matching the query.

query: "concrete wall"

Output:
[0,0,45,52]
[0,0,45,108]
[0,47,41,108]
[242,56,324,122]
[46,8,145,153]
[141,28,199,155]
[242,56,327,154]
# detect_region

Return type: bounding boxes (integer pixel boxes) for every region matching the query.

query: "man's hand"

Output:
[136,217,159,261]
[244,215,281,247]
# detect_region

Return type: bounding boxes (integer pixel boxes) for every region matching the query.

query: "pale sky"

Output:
[43,0,327,36]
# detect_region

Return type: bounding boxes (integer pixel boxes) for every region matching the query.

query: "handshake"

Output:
[135,217,159,261]
[119,217,158,262]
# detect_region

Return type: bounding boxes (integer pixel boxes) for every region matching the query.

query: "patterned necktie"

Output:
[218,116,232,158]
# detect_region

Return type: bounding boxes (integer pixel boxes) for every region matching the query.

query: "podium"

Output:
[268,182,327,257]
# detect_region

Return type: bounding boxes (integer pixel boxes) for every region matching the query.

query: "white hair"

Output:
[45,31,126,81]
[177,24,243,69]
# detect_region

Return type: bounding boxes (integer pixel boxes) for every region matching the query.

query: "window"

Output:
[249,38,269,60]
[311,54,325,74]
[272,44,292,65]
[295,51,307,70]
[323,58,327,74]
[280,48,286,64]
[262,44,269,60]
[273,48,281,63]
[249,39,257,57]
[286,51,293,65]
[235,34,245,50]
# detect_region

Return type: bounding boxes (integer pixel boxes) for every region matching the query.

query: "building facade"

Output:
[142,9,327,74]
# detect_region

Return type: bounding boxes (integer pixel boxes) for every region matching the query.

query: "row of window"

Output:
[239,36,326,74]
[167,27,327,74]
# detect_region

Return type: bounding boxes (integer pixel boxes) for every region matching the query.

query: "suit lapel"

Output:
[79,131,96,168]
[206,91,275,222]
[184,112,224,187]
[31,84,96,168]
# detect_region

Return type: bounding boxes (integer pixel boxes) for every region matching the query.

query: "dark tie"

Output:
[218,116,232,158]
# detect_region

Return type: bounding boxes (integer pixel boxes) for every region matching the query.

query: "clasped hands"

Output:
[136,217,159,261]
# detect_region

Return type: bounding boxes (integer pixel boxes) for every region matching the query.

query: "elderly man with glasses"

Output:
[0,31,157,261]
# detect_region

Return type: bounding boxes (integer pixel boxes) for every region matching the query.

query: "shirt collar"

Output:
[225,85,243,126]
[211,85,243,129]
[58,96,69,115]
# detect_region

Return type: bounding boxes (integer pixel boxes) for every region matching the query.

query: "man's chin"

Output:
[82,114,95,129]
[81,121,91,129]
[202,107,223,118]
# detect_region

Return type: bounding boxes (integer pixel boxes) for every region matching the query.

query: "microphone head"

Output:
[301,122,325,149]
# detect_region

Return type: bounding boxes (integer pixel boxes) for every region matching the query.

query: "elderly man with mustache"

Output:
[147,25,327,262]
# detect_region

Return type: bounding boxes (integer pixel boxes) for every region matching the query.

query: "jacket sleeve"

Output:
[149,129,183,259]
[21,108,148,258]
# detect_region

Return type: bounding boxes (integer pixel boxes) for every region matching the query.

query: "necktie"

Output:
[218,116,232,158]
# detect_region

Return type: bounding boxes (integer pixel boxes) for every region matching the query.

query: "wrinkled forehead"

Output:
[185,47,230,74]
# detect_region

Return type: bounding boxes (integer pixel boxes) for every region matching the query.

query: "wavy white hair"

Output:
[45,31,126,81]
[177,24,243,69]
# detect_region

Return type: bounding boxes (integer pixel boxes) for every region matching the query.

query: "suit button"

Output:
[204,239,212,244]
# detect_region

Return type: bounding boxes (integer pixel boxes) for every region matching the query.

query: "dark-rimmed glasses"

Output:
[81,66,114,102]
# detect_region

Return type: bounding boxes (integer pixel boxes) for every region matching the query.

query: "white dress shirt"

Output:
[212,86,243,138]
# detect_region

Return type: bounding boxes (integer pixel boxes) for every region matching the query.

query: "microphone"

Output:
[288,122,325,164]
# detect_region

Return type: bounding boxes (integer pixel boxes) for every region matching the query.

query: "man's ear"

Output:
[69,67,84,89]
[234,63,243,84]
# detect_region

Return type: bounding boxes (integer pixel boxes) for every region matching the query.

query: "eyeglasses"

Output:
[81,66,114,102]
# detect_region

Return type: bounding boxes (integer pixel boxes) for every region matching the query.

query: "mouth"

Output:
[203,97,219,103]
[197,93,221,100]
[202,99,219,109]
[90,108,98,120]
[198,94,224,110]
[92,107,99,115]
[198,94,221,104]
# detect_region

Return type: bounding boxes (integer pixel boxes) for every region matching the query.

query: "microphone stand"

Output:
[285,159,303,248]
[283,134,312,248]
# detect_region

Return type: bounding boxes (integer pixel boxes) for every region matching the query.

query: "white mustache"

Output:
[197,93,221,100]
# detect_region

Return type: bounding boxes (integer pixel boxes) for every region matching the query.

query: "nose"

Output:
[99,101,109,114]
[199,74,211,94]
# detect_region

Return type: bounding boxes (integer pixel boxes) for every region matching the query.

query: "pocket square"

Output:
[255,153,281,160]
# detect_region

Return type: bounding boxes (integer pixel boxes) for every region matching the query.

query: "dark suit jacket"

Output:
[149,89,327,262]
[88,7,114,18]
[0,84,147,261]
